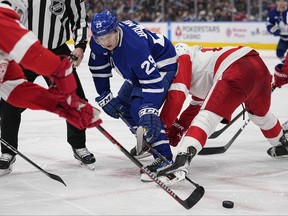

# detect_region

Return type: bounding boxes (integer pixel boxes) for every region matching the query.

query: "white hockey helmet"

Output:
[1,0,28,24]
[175,43,191,56]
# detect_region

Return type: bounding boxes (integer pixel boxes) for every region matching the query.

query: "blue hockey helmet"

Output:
[91,11,118,38]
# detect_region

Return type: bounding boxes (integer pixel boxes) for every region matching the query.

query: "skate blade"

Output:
[271,154,288,159]
[157,171,186,186]
[134,152,152,159]
[0,166,13,176]
[140,172,155,183]
[77,161,96,170]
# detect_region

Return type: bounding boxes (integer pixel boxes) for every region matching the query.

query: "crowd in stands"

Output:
[84,0,276,22]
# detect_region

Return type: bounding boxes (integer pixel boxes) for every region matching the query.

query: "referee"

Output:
[0,0,96,174]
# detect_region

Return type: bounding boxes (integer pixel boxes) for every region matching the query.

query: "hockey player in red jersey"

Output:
[273,51,288,143]
[158,43,288,184]
[0,1,102,130]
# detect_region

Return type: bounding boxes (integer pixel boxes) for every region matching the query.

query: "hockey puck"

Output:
[222,200,234,208]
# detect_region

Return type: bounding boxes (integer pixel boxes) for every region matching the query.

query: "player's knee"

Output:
[248,111,278,130]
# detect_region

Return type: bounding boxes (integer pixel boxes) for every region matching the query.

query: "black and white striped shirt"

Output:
[26,0,88,50]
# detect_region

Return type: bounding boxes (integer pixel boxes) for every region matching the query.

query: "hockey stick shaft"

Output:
[198,119,250,155]
[209,109,244,139]
[0,137,66,186]
[96,125,204,209]
[120,116,204,190]
[139,128,201,187]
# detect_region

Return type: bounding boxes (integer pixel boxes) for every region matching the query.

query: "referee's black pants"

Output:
[1,43,87,156]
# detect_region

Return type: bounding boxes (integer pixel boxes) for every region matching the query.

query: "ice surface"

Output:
[0,48,287,215]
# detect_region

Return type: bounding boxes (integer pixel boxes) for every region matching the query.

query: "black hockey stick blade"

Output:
[209,109,244,139]
[198,119,250,155]
[141,165,204,209]
[96,125,204,209]
[197,145,227,155]
[0,138,66,186]
[181,185,205,209]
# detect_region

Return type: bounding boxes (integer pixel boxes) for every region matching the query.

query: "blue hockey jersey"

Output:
[88,20,177,108]
[266,7,288,40]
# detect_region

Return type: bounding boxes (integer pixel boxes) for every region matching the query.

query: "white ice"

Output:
[0,48,287,215]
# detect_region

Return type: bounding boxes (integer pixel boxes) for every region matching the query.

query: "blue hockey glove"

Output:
[273,29,281,36]
[138,104,163,144]
[96,91,125,119]
[270,26,281,36]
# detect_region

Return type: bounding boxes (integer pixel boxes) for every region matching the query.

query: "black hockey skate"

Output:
[0,153,16,176]
[140,157,173,182]
[72,147,96,170]
[157,146,197,185]
[282,121,288,138]
[267,132,288,158]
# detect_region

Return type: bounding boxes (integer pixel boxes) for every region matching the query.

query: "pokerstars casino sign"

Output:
[170,22,278,50]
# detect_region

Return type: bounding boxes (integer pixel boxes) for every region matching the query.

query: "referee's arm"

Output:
[69,1,88,51]
[68,0,88,66]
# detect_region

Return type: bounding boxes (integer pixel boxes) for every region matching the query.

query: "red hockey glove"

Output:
[166,119,188,147]
[166,104,201,147]
[49,56,77,95]
[274,63,288,88]
[63,97,102,129]
[50,89,102,130]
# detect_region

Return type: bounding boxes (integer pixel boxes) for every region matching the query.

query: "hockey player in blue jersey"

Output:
[266,0,288,62]
[88,11,178,182]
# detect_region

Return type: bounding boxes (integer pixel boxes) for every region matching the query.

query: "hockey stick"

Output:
[136,126,203,186]
[198,119,250,155]
[118,116,152,159]
[120,116,204,188]
[209,109,244,139]
[0,137,66,186]
[96,125,204,209]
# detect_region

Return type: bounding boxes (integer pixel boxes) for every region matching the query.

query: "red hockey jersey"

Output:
[0,3,61,108]
[160,45,253,128]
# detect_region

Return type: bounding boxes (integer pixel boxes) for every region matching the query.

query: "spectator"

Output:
[266,0,288,62]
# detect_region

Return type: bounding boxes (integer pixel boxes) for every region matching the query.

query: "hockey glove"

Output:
[96,91,126,119]
[49,56,77,95]
[166,119,188,147]
[138,104,163,144]
[270,26,281,36]
[274,63,288,88]
[53,92,102,130]
[273,29,281,36]
[166,104,200,146]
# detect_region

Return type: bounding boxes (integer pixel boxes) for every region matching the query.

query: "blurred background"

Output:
[80,0,279,51]
[84,0,274,22]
